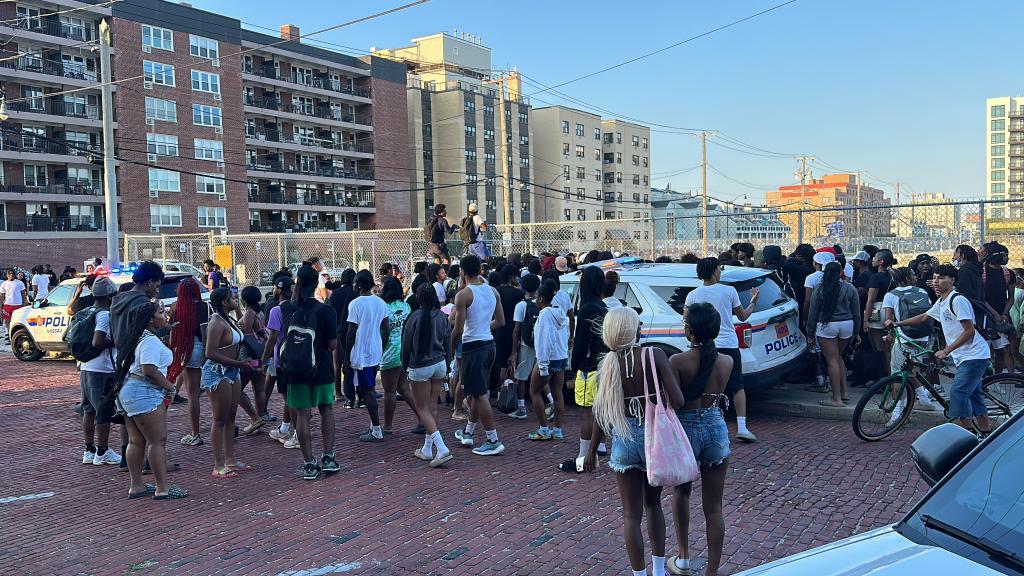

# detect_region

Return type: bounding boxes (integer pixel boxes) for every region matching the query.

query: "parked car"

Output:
[559,258,806,388]
[7,273,208,361]
[737,412,1024,575]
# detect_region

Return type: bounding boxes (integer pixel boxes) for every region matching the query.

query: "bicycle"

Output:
[852,330,1024,441]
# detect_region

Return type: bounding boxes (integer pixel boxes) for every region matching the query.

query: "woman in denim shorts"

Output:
[666,303,732,576]
[588,308,685,576]
[203,288,254,478]
[114,301,188,500]
[167,278,207,447]
[402,283,453,467]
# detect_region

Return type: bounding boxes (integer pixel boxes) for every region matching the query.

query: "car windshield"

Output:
[650,274,788,317]
[899,416,1024,572]
[160,277,208,300]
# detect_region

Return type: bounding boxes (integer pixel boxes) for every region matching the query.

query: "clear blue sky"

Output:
[193,0,1022,203]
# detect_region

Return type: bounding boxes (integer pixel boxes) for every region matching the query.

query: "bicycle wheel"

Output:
[853,375,914,441]
[981,372,1024,420]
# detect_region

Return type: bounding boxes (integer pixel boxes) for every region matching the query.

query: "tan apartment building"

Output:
[0,0,115,265]
[600,119,651,239]
[766,173,890,243]
[532,106,605,222]
[986,96,1023,219]
[376,32,535,228]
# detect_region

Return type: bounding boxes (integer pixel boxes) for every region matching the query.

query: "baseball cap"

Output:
[91,277,117,297]
[275,276,294,296]
[555,256,568,272]
[812,251,835,266]
[844,263,854,279]
[468,202,478,213]
[852,251,871,262]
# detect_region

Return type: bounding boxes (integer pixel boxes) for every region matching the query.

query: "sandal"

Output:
[226,461,252,472]
[242,420,265,436]
[127,484,157,499]
[153,485,189,500]
[180,433,204,446]
[211,468,238,478]
[451,411,467,421]
[819,399,846,408]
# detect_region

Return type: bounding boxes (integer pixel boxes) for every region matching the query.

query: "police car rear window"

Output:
[650,274,788,316]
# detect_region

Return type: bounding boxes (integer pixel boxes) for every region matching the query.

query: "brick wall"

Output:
[110,18,249,235]
[368,77,410,229]
[0,238,108,270]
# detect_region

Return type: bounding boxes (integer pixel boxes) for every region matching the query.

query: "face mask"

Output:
[952,259,961,268]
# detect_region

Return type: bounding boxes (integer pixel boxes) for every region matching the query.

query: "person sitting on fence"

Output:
[461,203,490,260]
[425,204,456,264]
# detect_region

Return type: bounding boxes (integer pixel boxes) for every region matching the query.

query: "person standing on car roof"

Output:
[683,257,760,443]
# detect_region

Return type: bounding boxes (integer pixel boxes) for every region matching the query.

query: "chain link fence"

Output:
[124,199,1024,286]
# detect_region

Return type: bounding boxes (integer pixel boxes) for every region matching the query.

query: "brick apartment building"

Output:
[0,0,408,269]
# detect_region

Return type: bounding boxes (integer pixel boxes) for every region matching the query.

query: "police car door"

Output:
[32,283,75,344]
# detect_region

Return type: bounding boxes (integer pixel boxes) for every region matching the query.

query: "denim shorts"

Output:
[200,360,239,392]
[116,377,165,417]
[676,406,731,467]
[540,358,568,375]
[609,416,647,473]
[184,337,205,369]
[80,370,117,424]
[408,359,447,382]
[949,358,989,419]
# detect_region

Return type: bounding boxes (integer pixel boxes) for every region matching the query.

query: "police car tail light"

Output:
[735,323,752,349]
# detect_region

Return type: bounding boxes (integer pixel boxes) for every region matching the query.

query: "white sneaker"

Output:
[82,450,95,464]
[454,429,474,447]
[283,433,301,449]
[92,449,122,465]
[736,430,758,443]
[914,394,940,412]
[887,400,906,426]
[269,428,290,443]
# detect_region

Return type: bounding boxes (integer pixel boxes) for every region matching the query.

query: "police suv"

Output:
[7,271,207,362]
[560,258,806,388]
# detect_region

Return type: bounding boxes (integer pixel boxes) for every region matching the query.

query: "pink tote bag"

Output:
[641,347,699,486]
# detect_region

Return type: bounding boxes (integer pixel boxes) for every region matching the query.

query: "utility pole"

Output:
[855,171,862,238]
[700,131,714,255]
[795,155,815,243]
[99,19,119,266]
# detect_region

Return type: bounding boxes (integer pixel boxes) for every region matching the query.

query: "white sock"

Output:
[371,425,383,438]
[545,392,554,404]
[280,422,291,434]
[517,399,525,409]
[598,442,607,452]
[421,434,434,457]
[579,439,591,459]
[737,416,749,433]
[485,429,498,443]
[652,555,666,576]
[464,421,477,435]
[632,570,646,576]
[432,431,449,455]
[674,557,690,570]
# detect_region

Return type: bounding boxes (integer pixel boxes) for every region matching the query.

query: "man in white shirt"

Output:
[31,265,50,300]
[684,257,760,442]
[77,278,123,466]
[890,264,992,434]
[345,270,390,442]
[1,268,28,337]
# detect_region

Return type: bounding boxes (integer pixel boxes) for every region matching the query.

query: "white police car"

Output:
[7,271,207,361]
[560,258,806,388]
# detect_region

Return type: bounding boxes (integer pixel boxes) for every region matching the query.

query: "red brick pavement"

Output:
[0,356,930,575]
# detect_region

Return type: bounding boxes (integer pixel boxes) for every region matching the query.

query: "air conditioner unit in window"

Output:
[145,118,155,126]
[214,127,223,135]
[150,226,159,233]
[143,81,153,90]
[216,161,225,168]
[142,45,151,53]
[147,153,157,162]
[211,58,220,68]
[218,193,226,201]
[149,190,159,198]
[213,93,222,101]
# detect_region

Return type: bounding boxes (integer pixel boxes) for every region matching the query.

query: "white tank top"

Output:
[463,283,495,343]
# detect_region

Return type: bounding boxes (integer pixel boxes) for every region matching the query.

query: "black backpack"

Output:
[63,306,104,362]
[895,287,933,340]
[278,300,319,383]
[949,293,1012,341]
[459,216,478,244]
[520,299,539,348]
[424,216,438,242]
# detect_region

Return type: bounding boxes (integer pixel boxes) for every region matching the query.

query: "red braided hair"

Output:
[167,278,200,383]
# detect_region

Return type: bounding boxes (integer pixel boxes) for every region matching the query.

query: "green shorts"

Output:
[286,383,335,409]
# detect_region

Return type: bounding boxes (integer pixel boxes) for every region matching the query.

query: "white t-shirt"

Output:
[0,279,26,306]
[513,299,529,323]
[81,310,114,373]
[552,289,572,343]
[804,271,824,291]
[926,291,991,366]
[131,331,172,376]
[31,274,50,298]
[347,295,389,369]
[684,283,741,349]
[433,281,447,305]
[882,287,929,343]
[603,296,623,310]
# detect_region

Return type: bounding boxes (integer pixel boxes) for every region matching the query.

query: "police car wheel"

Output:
[11,329,43,362]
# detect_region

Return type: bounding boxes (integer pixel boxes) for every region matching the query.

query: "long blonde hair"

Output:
[593,307,640,440]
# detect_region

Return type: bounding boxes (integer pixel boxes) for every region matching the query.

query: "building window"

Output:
[464,99,476,112]
[563,209,571,221]
[562,142,570,155]
[643,175,649,186]
[291,66,312,85]
[992,119,1006,131]
[564,165,570,180]
[633,212,641,219]
[576,187,585,199]
[192,104,222,127]
[642,137,648,149]
[632,174,640,185]
[616,132,622,144]
[992,170,1005,182]
[465,149,477,161]
[632,135,639,147]
[562,120,570,134]
[605,211,615,219]
[603,132,613,144]
[642,156,648,167]
[575,123,585,137]
[141,24,173,51]
[992,105,1006,118]
[465,125,476,137]
[191,70,220,94]
[520,157,529,167]
[520,135,529,145]
[483,103,494,115]
[563,187,571,200]
[518,111,528,123]
[194,139,224,161]
[146,133,178,156]
[616,172,622,183]
[466,174,478,184]
[575,145,585,158]
[189,34,218,59]
[632,154,640,166]
[145,97,177,121]
[484,152,495,164]
[992,157,1006,169]
[576,166,586,179]
[143,61,175,86]
[196,174,225,195]
[150,205,182,227]
[197,206,226,228]
[594,127,600,140]
[577,209,586,221]
[616,152,622,164]
[604,172,614,183]
[23,164,46,186]
[992,145,1006,156]
[593,148,601,161]
[594,168,601,182]
[992,133,1005,144]
[992,182,1006,194]
[484,129,494,140]
[148,168,180,192]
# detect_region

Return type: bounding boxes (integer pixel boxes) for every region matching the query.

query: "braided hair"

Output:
[111,301,159,399]
[210,287,242,334]
[686,302,720,394]
[167,278,201,383]
[815,262,843,325]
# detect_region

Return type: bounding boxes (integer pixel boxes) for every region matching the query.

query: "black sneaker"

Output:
[321,453,340,473]
[303,459,320,480]
[172,394,187,404]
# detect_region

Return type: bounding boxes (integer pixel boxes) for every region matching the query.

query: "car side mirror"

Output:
[911,423,979,487]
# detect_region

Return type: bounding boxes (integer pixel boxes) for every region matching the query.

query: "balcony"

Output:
[9,18,96,42]
[1011,121,1024,132]
[246,130,373,156]
[1011,108,1024,119]
[0,134,101,160]
[248,188,374,209]
[243,95,372,128]
[0,214,104,233]
[242,64,371,99]
[1011,171,1023,183]
[247,161,374,184]
[4,98,102,124]
[0,176,103,197]
[0,55,98,82]
[250,221,347,233]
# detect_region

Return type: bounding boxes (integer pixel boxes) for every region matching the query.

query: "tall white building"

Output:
[986,96,1024,219]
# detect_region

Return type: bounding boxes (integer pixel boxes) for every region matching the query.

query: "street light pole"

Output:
[99,19,120,266]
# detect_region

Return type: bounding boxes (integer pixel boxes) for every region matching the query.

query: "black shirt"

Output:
[782,257,812,307]
[279,299,338,386]
[328,284,356,335]
[983,265,1015,313]
[571,300,609,373]
[955,262,984,301]
[868,270,895,299]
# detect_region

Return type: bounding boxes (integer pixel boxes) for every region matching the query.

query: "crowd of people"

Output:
[56,234,1023,576]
